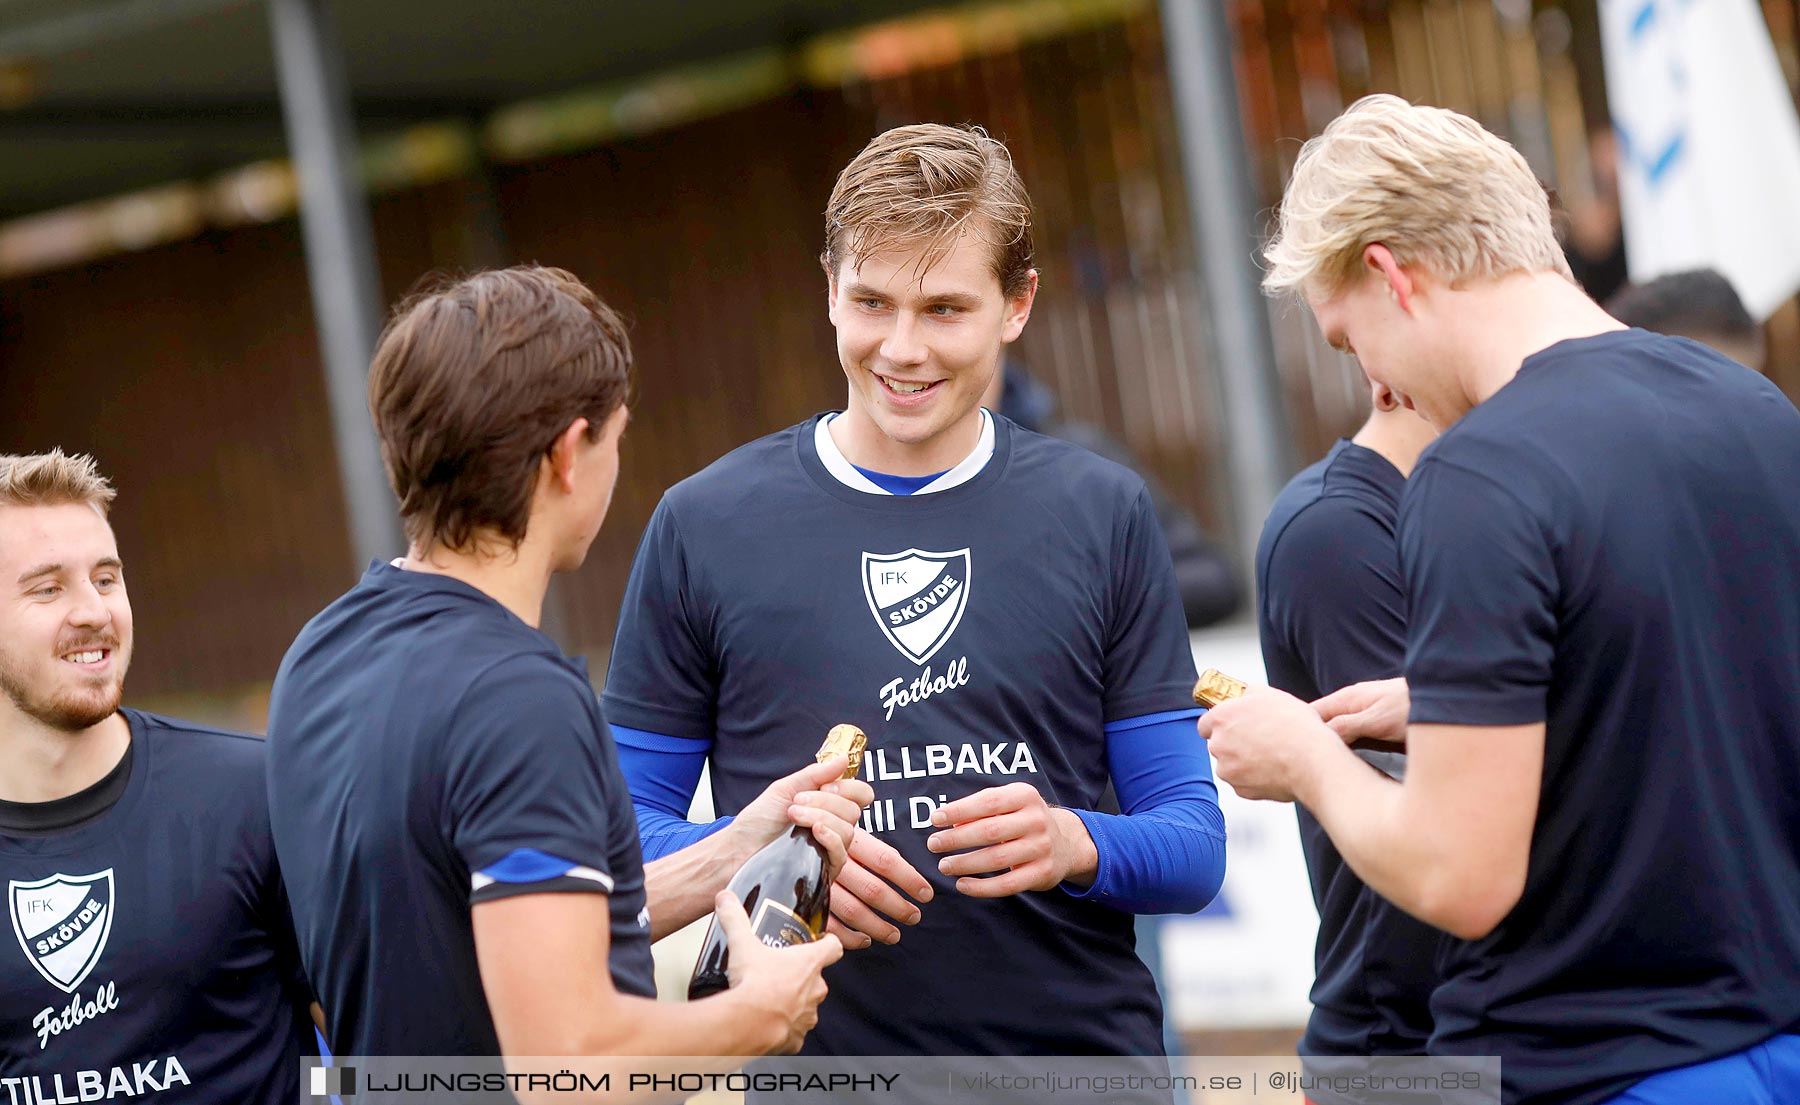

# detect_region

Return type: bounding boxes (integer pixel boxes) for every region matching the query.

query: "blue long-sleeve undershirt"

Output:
[613,727,733,859]
[613,710,1225,915]
[1065,709,1227,914]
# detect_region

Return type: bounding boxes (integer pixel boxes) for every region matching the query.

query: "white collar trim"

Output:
[813,409,995,495]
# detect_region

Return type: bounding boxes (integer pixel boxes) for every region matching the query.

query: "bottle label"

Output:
[750,898,815,948]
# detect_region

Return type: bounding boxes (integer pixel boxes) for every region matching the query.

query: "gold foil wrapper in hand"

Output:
[816,724,867,778]
[1192,669,1249,708]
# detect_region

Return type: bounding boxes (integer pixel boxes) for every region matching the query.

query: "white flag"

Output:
[1599,0,1800,319]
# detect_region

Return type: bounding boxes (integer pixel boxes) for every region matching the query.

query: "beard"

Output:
[0,640,128,732]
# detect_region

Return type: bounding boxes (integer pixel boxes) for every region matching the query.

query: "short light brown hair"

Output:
[368,265,632,553]
[822,123,1035,297]
[0,449,116,515]
[1263,94,1572,296]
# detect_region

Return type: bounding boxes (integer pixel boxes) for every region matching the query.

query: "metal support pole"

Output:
[1159,0,1294,576]
[268,0,403,572]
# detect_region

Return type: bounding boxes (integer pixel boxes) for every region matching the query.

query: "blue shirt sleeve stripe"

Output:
[474,847,611,887]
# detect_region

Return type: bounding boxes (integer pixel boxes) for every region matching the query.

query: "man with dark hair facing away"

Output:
[268,267,860,1102]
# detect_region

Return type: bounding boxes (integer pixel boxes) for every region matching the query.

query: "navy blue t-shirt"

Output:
[603,413,1199,1055]
[266,563,655,1058]
[1400,331,1800,1104]
[1256,440,1442,1073]
[1,711,310,1104]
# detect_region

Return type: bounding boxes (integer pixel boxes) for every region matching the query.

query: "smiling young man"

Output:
[1201,95,1800,1105]
[603,124,1225,1058]
[0,451,312,1104]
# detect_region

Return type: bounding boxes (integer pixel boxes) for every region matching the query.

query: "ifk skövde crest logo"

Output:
[9,869,115,993]
[861,548,971,665]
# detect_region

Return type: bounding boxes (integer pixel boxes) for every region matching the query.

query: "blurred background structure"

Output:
[4,0,1800,1058]
[6,0,1800,704]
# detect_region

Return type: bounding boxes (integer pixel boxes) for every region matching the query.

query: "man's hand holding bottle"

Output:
[727,755,871,884]
[711,890,844,1054]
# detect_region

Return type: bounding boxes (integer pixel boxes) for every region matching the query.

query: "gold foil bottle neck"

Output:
[817,724,867,778]
[1193,669,1249,707]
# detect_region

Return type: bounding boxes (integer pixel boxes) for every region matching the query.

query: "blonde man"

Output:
[1201,95,1800,1105]
[0,451,313,1103]
[604,123,1225,1059]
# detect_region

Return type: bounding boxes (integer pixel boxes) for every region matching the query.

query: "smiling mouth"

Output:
[875,372,942,397]
[60,648,112,667]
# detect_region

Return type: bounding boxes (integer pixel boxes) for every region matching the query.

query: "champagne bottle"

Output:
[1193,668,1249,707]
[687,724,867,1000]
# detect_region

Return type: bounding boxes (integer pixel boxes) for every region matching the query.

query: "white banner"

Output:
[1599,0,1800,319]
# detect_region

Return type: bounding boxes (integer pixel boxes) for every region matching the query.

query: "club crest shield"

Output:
[862,548,972,666]
[10,869,115,993]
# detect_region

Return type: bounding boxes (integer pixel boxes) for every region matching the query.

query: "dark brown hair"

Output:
[368,265,632,553]
[822,123,1035,297]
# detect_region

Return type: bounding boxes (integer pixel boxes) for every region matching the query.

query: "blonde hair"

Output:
[1263,94,1571,296]
[822,123,1035,297]
[0,449,115,515]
